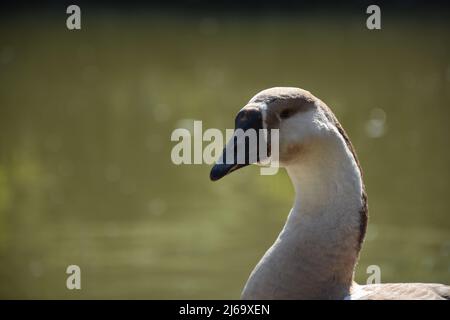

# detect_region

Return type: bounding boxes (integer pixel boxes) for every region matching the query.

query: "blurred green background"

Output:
[0,5,449,298]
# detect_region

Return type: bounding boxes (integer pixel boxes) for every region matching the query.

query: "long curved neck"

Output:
[242,134,366,299]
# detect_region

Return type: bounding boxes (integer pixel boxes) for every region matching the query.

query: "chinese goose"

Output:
[210,87,450,300]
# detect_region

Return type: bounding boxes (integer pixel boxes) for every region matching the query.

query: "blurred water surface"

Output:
[0,13,449,298]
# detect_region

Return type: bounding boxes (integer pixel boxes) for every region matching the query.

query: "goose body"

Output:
[210,87,450,300]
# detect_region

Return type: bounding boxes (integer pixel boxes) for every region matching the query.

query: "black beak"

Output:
[210,108,263,181]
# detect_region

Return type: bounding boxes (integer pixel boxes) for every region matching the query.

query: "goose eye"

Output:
[280,108,293,119]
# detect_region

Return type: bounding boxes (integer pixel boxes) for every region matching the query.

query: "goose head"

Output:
[210,87,344,181]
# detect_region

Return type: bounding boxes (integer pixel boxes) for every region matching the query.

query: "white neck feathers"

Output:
[242,131,365,299]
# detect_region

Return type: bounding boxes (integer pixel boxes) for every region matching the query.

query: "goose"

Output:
[210,87,450,300]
